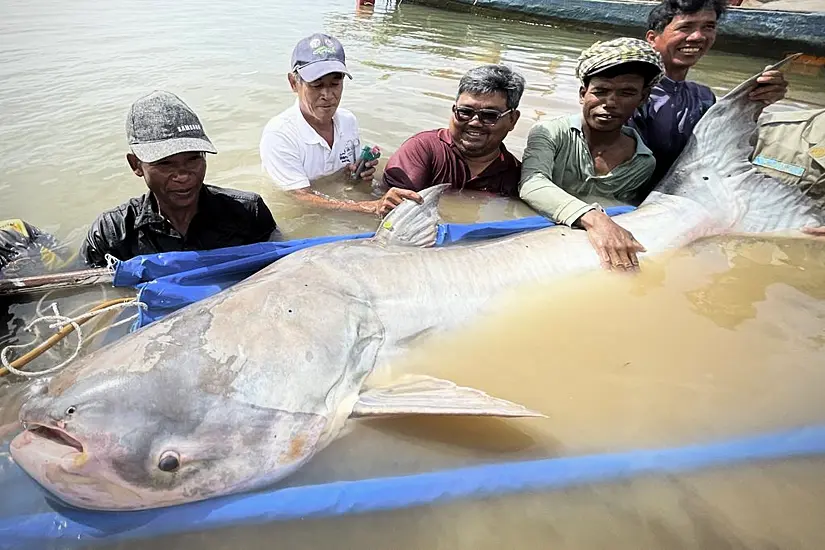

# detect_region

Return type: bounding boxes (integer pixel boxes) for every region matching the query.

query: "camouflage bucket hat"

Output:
[575,37,665,86]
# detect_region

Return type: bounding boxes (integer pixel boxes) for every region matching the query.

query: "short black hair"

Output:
[583,61,661,88]
[647,0,727,33]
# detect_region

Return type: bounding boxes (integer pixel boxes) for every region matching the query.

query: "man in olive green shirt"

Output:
[519,37,664,271]
[751,108,824,235]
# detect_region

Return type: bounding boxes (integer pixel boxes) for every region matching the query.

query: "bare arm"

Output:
[289,185,422,217]
[520,120,646,271]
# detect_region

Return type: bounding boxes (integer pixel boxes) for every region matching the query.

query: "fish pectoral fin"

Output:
[350,374,546,418]
[372,184,450,248]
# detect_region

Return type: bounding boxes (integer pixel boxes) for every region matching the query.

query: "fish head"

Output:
[10,361,327,511]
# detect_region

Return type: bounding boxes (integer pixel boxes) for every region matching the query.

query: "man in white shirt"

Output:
[260,33,421,216]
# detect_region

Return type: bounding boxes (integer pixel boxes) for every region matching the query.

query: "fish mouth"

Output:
[22,423,84,453]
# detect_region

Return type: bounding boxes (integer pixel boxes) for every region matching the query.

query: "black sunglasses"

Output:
[452,105,513,125]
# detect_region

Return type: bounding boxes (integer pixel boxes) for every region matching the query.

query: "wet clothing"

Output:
[519,114,655,226]
[630,76,716,196]
[0,219,74,277]
[752,108,825,209]
[260,101,362,191]
[382,128,521,196]
[81,185,278,267]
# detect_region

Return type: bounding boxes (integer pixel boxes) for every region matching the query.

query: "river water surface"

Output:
[1,0,825,548]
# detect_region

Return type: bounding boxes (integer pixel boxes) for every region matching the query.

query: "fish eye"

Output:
[158,451,181,472]
[65,406,76,416]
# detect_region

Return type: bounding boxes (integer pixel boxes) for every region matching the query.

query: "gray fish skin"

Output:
[9,57,823,511]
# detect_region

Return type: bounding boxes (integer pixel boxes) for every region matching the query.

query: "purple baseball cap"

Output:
[291,33,352,82]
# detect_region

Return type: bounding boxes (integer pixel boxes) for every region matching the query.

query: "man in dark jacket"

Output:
[81,91,278,267]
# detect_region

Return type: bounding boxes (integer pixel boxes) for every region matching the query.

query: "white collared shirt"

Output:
[259,101,361,191]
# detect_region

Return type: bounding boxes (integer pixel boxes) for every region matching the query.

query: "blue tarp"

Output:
[113,208,635,327]
[5,205,825,547]
[3,424,825,549]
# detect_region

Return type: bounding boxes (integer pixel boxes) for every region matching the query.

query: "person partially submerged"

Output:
[382,64,525,201]
[631,0,788,193]
[259,33,416,217]
[1,219,76,277]
[519,38,664,271]
[81,91,278,267]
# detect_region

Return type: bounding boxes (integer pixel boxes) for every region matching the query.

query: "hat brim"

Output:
[295,60,352,82]
[586,60,663,83]
[130,137,218,163]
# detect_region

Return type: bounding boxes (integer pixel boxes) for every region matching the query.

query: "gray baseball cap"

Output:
[291,33,352,82]
[126,91,217,163]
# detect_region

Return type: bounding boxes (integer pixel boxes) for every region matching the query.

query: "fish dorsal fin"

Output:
[373,184,450,248]
[651,53,805,204]
[350,374,546,418]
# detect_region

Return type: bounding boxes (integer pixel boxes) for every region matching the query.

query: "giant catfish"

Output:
[10,56,824,510]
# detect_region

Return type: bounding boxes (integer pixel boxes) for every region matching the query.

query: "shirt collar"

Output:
[134,192,165,228]
[656,75,680,93]
[293,100,342,146]
[567,114,653,157]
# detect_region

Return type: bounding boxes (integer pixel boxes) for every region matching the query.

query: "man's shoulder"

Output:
[203,185,265,210]
[685,80,715,101]
[262,104,302,136]
[760,108,825,128]
[92,195,146,226]
[529,114,576,139]
[403,128,447,147]
[649,78,715,104]
[537,114,574,128]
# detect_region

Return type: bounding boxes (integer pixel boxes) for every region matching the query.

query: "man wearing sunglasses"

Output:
[519,38,664,272]
[382,64,524,198]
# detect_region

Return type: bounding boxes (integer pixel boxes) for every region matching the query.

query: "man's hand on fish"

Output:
[374,187,423,217]
[578,209,646,271]
[802,226,825,236]
[348,159,379,181]
[748,68,788,105]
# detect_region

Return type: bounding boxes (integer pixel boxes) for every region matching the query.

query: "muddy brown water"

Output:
[1,0,825,547]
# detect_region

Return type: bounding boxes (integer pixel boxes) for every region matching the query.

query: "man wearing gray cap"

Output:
[81,91,278,267]
[259,33,420,216]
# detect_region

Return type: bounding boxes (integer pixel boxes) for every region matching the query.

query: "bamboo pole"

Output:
[0,268,114,297]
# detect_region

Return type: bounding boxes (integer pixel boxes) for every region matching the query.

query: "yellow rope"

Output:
[0,297,136,377]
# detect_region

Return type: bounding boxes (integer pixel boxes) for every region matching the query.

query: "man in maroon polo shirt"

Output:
[382,65,525,205]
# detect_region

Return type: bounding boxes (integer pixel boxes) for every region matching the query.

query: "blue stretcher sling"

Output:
[6,206,825,548]
[112,208,635,327]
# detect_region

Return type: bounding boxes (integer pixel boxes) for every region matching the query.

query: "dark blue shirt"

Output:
[630,76,716,199]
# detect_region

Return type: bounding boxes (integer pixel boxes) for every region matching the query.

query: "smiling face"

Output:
[580,73,648,133]
[128,151,206,213]
[646,9,718,78]
[449,91,519,159]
